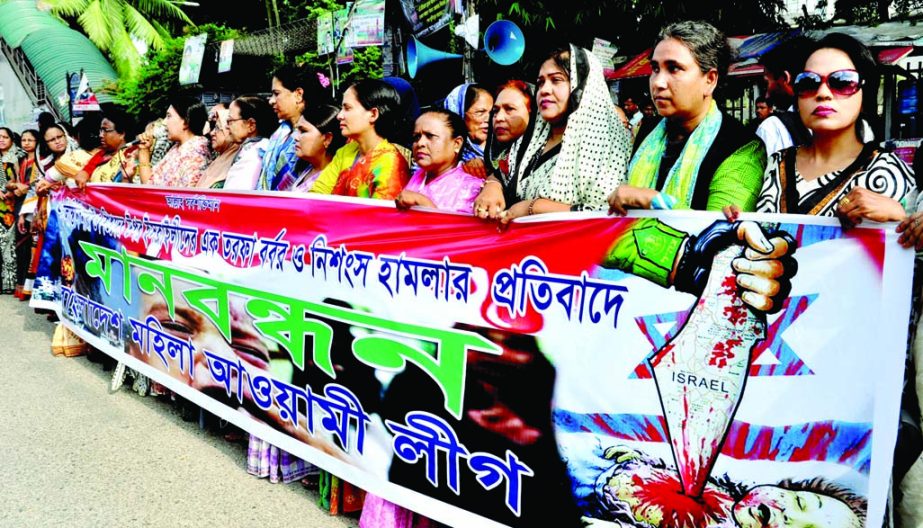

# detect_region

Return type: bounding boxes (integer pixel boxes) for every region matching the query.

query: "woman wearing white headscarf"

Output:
[473,45,632,222]
[443,82,493,162]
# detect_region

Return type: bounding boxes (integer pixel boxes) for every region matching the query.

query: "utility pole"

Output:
[462,0,475,82]
[65,71,73,125]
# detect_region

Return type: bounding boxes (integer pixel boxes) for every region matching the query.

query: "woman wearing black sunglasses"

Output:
[726,33,916,223]
[724,34,922,528]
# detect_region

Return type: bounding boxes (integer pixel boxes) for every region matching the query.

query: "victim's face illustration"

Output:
[596,454,733,527]
[733,485,862,528]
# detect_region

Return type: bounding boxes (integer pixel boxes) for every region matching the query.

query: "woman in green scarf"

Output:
[608,21,766,215]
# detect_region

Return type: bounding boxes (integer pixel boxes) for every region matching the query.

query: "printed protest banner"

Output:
[334,8,354,65]
[349,0,386,47]
[72,72,101,113]
[36,185,912,527]
[218,40,234,73]
[592,38,618,78]
[399,0,452,38]
[317,11,334,55]
[179,33,207,85]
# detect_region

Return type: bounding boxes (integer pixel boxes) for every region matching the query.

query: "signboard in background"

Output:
[592,37,618,77]
[317,11,334,55]
[349,0,386,47]
[399,0,452,38]
[334,7,354,65]
[201,92,236,107]
[72,72,101,112]
[67,70,100,123]
[899,80,918,116]
[37,184,912,528]
[454,13,479,48]
[382,26,396,76]
[179,33,207,85]
[890,138,921,166]
[217,40,234,73]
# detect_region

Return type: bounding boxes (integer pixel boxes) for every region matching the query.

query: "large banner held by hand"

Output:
[36,185,912,528]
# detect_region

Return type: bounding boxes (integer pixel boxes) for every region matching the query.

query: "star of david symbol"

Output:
[630,294,817,379]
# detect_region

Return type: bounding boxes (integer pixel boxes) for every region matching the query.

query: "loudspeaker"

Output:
[405,21,526,78]
[483,20,525,66]
[406,37,463,79]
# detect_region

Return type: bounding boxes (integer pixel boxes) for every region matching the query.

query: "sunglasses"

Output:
[793,69,863,98]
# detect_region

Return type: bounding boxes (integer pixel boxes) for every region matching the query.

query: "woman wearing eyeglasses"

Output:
[72,106,136,188]
[727,33,915,222]
[196,104,241,189]
[221,96,278,190]
[726,39,921,525]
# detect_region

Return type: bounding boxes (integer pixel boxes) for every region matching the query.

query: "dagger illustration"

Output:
[650,243,767,498]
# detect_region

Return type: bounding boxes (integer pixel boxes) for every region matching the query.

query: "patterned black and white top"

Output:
[756,147,917,216]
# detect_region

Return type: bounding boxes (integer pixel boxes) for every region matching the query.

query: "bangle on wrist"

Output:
[650,192,678,211]
[484,179,502,187]
[138,162,152,168]
[528,197,540,216]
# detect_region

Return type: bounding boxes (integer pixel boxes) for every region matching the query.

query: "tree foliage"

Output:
[295,46,383,91]
[279,0,342,24]
[833,0,923,23]
[285,0,384,88]
[44,0,194,79]
[477,0,787,56]
[109,24,240,121]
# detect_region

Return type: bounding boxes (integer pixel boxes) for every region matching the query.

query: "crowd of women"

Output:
[4,18,923,527]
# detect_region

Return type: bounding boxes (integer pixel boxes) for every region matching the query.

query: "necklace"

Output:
[543,135,562,155]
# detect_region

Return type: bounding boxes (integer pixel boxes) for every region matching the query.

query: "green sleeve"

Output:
[601,218,688,288]
[705,139,767,212]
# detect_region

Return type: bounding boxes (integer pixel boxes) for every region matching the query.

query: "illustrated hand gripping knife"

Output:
[650,245,766,498]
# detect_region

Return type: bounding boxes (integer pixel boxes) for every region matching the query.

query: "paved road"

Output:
[0,295,359,528]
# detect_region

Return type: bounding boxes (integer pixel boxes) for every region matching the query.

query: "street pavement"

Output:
[0,294,360,528]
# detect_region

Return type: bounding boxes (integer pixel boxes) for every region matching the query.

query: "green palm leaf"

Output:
[148,18,171,42]
[131,0,192,24]
[46,0,193,80]
[103,0,125,27]
[108,22,142,77]
[124,3,166,50]
[42,0,89,17]
[77,0,114,50]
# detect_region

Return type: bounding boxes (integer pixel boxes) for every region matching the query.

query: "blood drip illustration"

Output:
[631,470,733,527]
[650,245,766,499]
